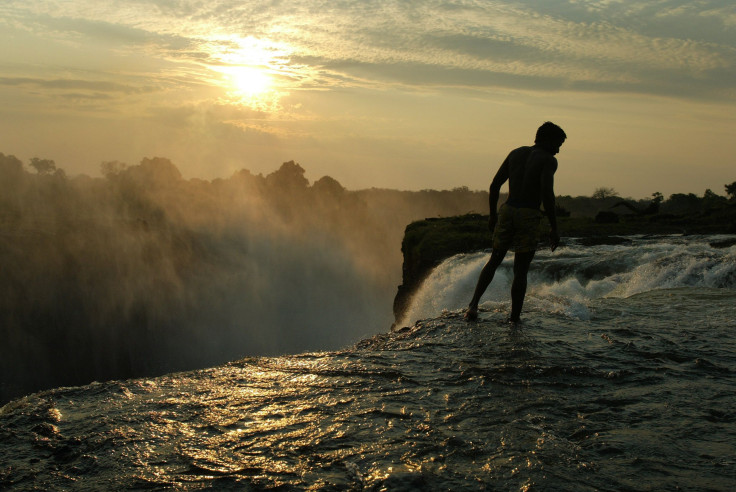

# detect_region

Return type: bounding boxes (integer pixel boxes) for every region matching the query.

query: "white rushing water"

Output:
[399,235,736,326]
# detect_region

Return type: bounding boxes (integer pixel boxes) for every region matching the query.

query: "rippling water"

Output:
[2,236,735,490]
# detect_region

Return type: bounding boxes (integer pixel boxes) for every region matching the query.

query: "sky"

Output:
[1,0,735,198]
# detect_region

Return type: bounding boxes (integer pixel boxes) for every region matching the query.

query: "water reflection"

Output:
[3,302,735,490]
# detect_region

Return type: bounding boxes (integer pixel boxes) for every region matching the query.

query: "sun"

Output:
[229,66,272,97]
[210,36,289,110]
[218,65,279,110]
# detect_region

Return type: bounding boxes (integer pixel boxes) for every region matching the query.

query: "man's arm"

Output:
[488,159,509,232]
[541,158,559,251]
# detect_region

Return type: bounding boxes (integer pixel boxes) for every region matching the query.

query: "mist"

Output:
[0,153,488,403]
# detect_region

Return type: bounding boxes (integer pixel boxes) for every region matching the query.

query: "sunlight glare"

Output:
[229,66,272,97]
[211,36,290,111]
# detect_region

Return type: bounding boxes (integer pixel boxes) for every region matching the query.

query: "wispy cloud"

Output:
[0,76,153,94]
[1,0,734,100]
[191,0,735,99]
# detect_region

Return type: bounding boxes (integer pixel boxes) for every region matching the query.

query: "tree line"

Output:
[556,184,736,219]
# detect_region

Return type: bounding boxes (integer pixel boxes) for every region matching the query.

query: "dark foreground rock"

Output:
[393,214,491,322]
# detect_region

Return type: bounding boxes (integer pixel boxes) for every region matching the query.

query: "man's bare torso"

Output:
[494,145,558,210]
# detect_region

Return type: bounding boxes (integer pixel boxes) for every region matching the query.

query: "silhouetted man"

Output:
[465,121,566,323]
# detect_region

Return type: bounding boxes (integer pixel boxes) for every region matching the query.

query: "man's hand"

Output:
[488,213,497,234]
[549,230,560,252]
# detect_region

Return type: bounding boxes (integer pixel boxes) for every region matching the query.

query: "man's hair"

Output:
[535,121,567,144]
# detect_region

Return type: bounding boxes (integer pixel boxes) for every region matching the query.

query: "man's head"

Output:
[535,122,567,154]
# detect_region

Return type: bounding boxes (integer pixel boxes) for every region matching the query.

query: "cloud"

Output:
[146,101,271,129]
[0,76,152,94]
[184,0,733,100]
[1,0,734,104]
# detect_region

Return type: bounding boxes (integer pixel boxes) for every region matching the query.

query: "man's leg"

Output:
[509,250,535,322]
[465,248,507,320]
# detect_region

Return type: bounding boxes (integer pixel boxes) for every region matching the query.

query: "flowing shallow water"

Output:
[2,236,735,490]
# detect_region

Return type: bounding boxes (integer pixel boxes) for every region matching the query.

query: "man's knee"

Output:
[513,251,535,273]
[489,249,507,266]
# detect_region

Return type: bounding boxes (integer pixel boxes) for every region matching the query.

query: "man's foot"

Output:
[464,306,478,321]
[506,316,521,325]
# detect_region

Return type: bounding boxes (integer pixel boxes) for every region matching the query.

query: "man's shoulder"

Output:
[506,145,533,161]
[509,145,532,155]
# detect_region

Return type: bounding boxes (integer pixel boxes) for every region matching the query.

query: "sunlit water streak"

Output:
[1,236,735,490]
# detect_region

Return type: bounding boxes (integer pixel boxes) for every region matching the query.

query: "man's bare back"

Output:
[503,146,558,209]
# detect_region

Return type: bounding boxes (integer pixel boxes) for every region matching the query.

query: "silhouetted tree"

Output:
[726,181,736,201]
[312,175,345,196]
[117,157,182,190]
[0,153,22,172]
[592,187,618,199]
[663,193,701,214]
[29,157,56,175]
[619,191,664,215]
[702,189,726,210]
[642,192,663,214]
[266,160,309,191]
[101,160,127,177]
[137,157,182,185]
[0,153,23,182]
[0,153,24,212]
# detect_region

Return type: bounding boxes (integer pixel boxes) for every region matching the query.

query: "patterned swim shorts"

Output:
[492,204,543,253]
